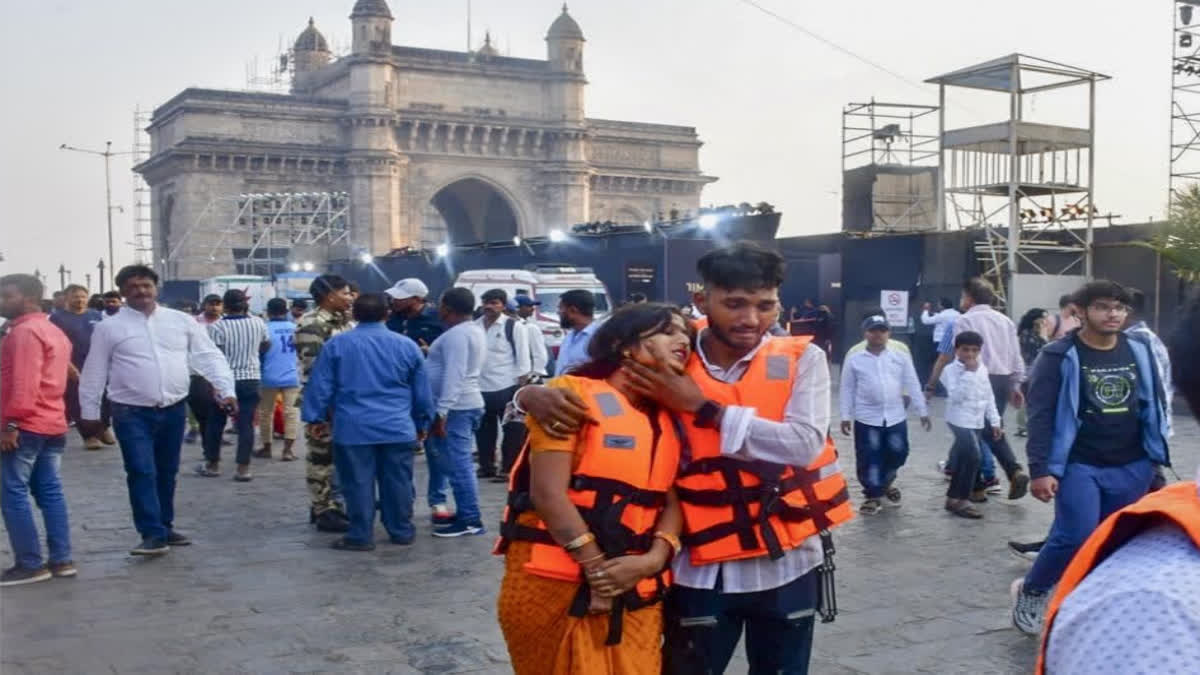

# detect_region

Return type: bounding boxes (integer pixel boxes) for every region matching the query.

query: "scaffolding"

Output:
[165,191,351,278]
[927,54,1109,311]
[841,100,940,233]
[1171,1,1200,200]
[131,106,154,264]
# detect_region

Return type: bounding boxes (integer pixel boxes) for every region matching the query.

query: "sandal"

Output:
[193,463,220,477]
[945,502,983,519]
[885,486,902,505]
[254,448,272,459]
[859,499,883,515]
[280,450,297,462]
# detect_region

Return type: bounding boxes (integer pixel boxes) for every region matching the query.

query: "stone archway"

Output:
[426,177,521,246]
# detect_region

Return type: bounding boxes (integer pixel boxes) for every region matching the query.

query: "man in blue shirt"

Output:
[49,284,110,450]
[301,293,434,551]
[553,289,598,376]
[257,298,301,462]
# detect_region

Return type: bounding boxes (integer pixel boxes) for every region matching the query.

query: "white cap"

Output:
[384,278,429,300]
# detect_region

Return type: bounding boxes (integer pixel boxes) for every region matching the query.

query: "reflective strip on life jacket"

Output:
[1035,482,1200,675]
[493,376,683,645]
[676,336,853,565]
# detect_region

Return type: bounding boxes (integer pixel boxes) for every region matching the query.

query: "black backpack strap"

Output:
[504,317,517,358]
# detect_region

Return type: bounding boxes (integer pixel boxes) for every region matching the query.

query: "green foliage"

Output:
[1141,184,1200,282]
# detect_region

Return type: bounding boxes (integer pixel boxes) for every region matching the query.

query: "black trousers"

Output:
[187,375,215,433]
[664,569,819,675]
[985,373,1022,478]
[63,377,110,439]
[475,386,516,475]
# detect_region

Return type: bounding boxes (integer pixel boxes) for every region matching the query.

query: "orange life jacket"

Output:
[692,316,709,332]
[675,336,853,566]
[494,376,683,645]
[1035,481,1200,675]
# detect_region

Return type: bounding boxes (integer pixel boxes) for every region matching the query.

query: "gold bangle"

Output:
[653,531,682,557]
[563,532,596,553]
[577,553,605,566]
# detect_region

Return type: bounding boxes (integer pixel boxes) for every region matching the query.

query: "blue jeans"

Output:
[333,441,417,544]
[1024,459,1153,593]
[426,441,448,510]
[664,568,819,674]
[203,379,260,466]
[111,401,188,541]
[853,420,909,499]
[428,409,484,525]
[1,431,71,569]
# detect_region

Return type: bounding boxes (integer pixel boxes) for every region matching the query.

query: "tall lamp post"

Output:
[60,141,133,289]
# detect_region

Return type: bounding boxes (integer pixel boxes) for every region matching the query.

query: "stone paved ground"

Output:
[2,398,1197,675]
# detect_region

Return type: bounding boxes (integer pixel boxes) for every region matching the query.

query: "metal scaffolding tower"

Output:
[928,54,1108,313]
[1171,1,1200,199]
[165,191,351,279]
[131,106,154,264]
[841,100,940,233]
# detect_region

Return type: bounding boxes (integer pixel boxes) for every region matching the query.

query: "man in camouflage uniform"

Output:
[296,274,354,532]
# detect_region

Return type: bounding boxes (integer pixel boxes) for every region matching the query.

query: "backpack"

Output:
[504,317,516,358]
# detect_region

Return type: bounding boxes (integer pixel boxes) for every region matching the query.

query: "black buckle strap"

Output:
[816,530,838,623]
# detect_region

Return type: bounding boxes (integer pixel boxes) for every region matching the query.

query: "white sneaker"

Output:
[1010,578,1049,636]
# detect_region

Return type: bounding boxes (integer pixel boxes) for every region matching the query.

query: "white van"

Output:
[452,265,611,350]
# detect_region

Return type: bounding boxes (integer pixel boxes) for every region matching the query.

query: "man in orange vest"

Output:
[1035,292,1200,674]
[516,242,853,674]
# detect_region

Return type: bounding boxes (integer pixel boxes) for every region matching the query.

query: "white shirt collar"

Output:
[695,328,770,374]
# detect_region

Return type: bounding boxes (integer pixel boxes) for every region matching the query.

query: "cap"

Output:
[515,296,541,307]
[862,315,890,331]
[384,278,429,300]
[505,299,519,312]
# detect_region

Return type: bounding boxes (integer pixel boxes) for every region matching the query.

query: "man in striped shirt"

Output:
[197,289,269,481]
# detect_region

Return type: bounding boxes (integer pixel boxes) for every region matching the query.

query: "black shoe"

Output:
[166,531,191,546]
[1008,468,1030,500]
[0,565,52,586]
[1008,540,1043,562]
[130,538,170,556]
[476,468,496,479]
[489,473,509,484]
[330,538,375,552]
[314,510,350,533]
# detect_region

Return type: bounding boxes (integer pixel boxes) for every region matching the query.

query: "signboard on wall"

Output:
[880,289,909,328]
[624,263,657,301]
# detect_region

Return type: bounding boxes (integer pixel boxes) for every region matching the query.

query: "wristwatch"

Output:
[693,400,722,429]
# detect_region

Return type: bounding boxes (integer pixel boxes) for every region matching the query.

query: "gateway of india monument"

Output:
[136,0,716,279]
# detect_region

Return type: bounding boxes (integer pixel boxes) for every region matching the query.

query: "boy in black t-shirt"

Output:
[1009,280,1171,636]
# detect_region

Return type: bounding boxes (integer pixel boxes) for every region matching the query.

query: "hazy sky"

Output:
[0,0,1171,288]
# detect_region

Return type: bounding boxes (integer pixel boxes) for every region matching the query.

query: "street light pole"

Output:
[60,141,133,289]
[97,258,107,294]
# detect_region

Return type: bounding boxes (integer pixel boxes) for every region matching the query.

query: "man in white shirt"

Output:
[840,315,930,514]
[514,296,549,378]
[473,288,531,480]
[79,265,235,557]
[920,297,960,345]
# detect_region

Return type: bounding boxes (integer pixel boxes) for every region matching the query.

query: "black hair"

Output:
[628,292,647,304]
[697,242,785,291]
[1072,280,1132,310]
[52,290,65,298]
[1127,287,1147,315]
[39,299,53,313]
[64,284,88,296]
[440,287,475,316]
[1058,294,1074,309]
[352,292,388,323]
[348,281,361,294]
[222,289,248,313]
[560,289,595,317]
[292,299,309,311]
[102,291,121,301]
[202,294,222,305]
[1171,290,1200,420]
[571,303,690,379]
[266,298,289,317]
[939,297,954,310]
[114,264,159,289]
[87,295,105,311]
[310,274,348,304]
[481,288,508,304]
[1017,307,1047,335]
[954,330,984,349]
[0,274,44,302]
[962,278,996,306]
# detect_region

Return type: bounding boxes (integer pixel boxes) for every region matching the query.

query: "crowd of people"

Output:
[1,239,1197,673]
